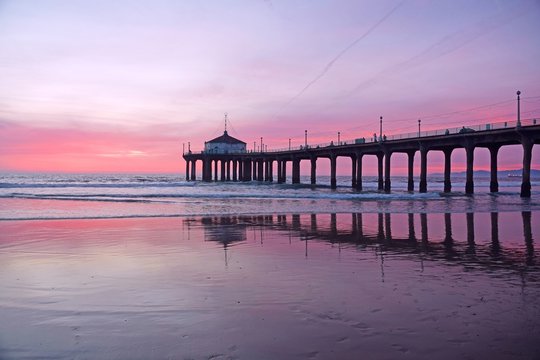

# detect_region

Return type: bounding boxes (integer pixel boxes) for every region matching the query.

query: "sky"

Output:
[0,0,539,174]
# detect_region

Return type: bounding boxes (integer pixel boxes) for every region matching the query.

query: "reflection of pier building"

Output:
[200,217,248,247]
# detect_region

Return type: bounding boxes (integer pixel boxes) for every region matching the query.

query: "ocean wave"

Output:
[1,191,444,203]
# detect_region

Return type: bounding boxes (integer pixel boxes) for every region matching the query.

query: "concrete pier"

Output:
[183,121,540,197]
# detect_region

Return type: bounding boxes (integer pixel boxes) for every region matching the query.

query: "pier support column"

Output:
[257,160,264,181]
[355,152,363,191]
[185,160,190,181]
[377,153,384,191]
[220,160,226,181]
[351,155,357,189]
[465,144,474,194]
[252,160,257,180]
[214,160,218,181]
[268,160,273,182]
[521,137,533,198]
[203,159,212,181]
[310,157,317,185]
[263,161,269,181]
[277,160,283,183]
[292,158,300,184]
[443,148,453,193]
[330,155,337,189]
[191,160,196,181]
[243,159,251,181]
[419,147,428,193]
[384,150,392,193]
[226,160,231,181]
[489,146,500,193]
[407,151,415,192]
[232,160,238,181]
[282,160,287,183]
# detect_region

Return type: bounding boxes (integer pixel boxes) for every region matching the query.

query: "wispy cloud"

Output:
[277,1,405,114]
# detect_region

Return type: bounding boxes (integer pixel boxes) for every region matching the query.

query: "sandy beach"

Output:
[1,212,539,359]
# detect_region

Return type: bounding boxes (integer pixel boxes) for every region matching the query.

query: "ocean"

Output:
[1,173,539,359]
[1,173,539,220]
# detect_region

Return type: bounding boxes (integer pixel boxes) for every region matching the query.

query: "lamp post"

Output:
[188,142,191,153]
[260,137,263,153]
[517,90,521,127]
[253,141,256,152]
[418,119,421,137]
[305,130,307,147]
[379,116,383,140]
[289,138,291,151]
[338,132,340,145]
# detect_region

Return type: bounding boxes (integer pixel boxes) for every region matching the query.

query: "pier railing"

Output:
[187,118,538,154]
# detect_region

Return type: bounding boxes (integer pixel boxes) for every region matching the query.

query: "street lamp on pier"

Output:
[260,137,263,152]
[517,90,521,127]
[289,138,291,151]
[418,119,421,137]
[379,116,383,140]
[305,130,307,147]
[188,142,191,153]
[338,132,341,145]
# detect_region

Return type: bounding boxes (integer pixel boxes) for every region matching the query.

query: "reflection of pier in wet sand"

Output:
[193,211,536,275]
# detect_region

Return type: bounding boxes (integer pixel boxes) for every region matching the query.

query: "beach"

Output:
[1,174,539,359]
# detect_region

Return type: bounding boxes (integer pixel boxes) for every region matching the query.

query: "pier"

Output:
[183,118,540,197]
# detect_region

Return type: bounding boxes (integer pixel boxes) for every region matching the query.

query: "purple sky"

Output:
[0,0,539,173]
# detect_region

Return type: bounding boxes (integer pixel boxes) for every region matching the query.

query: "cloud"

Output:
[276,1,405,114]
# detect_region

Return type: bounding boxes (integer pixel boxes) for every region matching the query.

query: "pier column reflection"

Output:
[466,213,475,252]
[384,213,392,241]
[444,213,453,245]
[408,213,416,241]
[310,214,317,232]
[420,213,428,243]
[330,213,337,237]
[522,211,534,265]
[490,212,500,255]
[378,213,384,240]
[356,213,363,238]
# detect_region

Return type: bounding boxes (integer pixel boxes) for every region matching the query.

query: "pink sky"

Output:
[0,0,539,175]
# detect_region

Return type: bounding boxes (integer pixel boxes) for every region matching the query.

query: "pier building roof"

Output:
[207,131,246,145]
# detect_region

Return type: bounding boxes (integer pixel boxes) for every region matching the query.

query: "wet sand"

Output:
[1,212,539,359]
